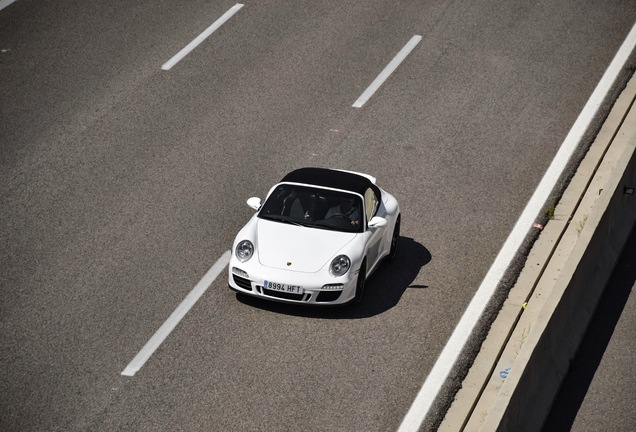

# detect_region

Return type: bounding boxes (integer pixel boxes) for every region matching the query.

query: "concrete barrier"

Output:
[440,73,636,431]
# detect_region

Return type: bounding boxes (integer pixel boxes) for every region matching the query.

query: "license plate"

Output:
[264,280,304,294]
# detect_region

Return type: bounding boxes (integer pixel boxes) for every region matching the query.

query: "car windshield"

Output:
[258,184,363,233]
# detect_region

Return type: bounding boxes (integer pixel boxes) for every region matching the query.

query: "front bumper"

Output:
[227,258,358,306]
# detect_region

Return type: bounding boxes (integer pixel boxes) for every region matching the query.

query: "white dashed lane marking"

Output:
[121,250,231,377]
[161,3,244,71]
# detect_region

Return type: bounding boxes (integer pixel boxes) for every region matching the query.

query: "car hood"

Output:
[256,219,356,273]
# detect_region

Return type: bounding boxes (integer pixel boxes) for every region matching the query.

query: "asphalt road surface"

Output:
[2,1,635,431]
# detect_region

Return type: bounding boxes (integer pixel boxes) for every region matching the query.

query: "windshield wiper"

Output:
[260,215,305,227]
[301,222,354,232]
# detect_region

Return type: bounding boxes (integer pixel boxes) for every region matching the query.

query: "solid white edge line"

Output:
[161,3,244,71]
[353,35,422,108]
[397,21,636,432]
[121,250,231,377]
[0,0,17,12]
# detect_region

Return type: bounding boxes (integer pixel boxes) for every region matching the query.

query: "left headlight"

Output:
[330,255,351,277]
[235,240,254,262]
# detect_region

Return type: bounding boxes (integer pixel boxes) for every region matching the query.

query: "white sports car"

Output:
[228,167,400,306]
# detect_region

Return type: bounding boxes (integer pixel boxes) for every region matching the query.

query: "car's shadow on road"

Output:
[235,236,431,319]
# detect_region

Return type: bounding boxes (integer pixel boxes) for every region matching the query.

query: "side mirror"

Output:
[368,216,387,228]
[246,197,261,210]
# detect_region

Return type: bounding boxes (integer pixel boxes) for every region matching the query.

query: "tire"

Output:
[354,260,367,305]
[388,215,400,262]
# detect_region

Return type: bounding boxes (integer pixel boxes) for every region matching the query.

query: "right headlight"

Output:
[330,255,351,277]
[235,240,254,262]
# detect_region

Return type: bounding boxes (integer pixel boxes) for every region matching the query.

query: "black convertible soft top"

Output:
[280,167,378,197]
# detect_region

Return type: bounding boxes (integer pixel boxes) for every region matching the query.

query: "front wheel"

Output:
[353,260,367,305]
[388,216,400,262]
